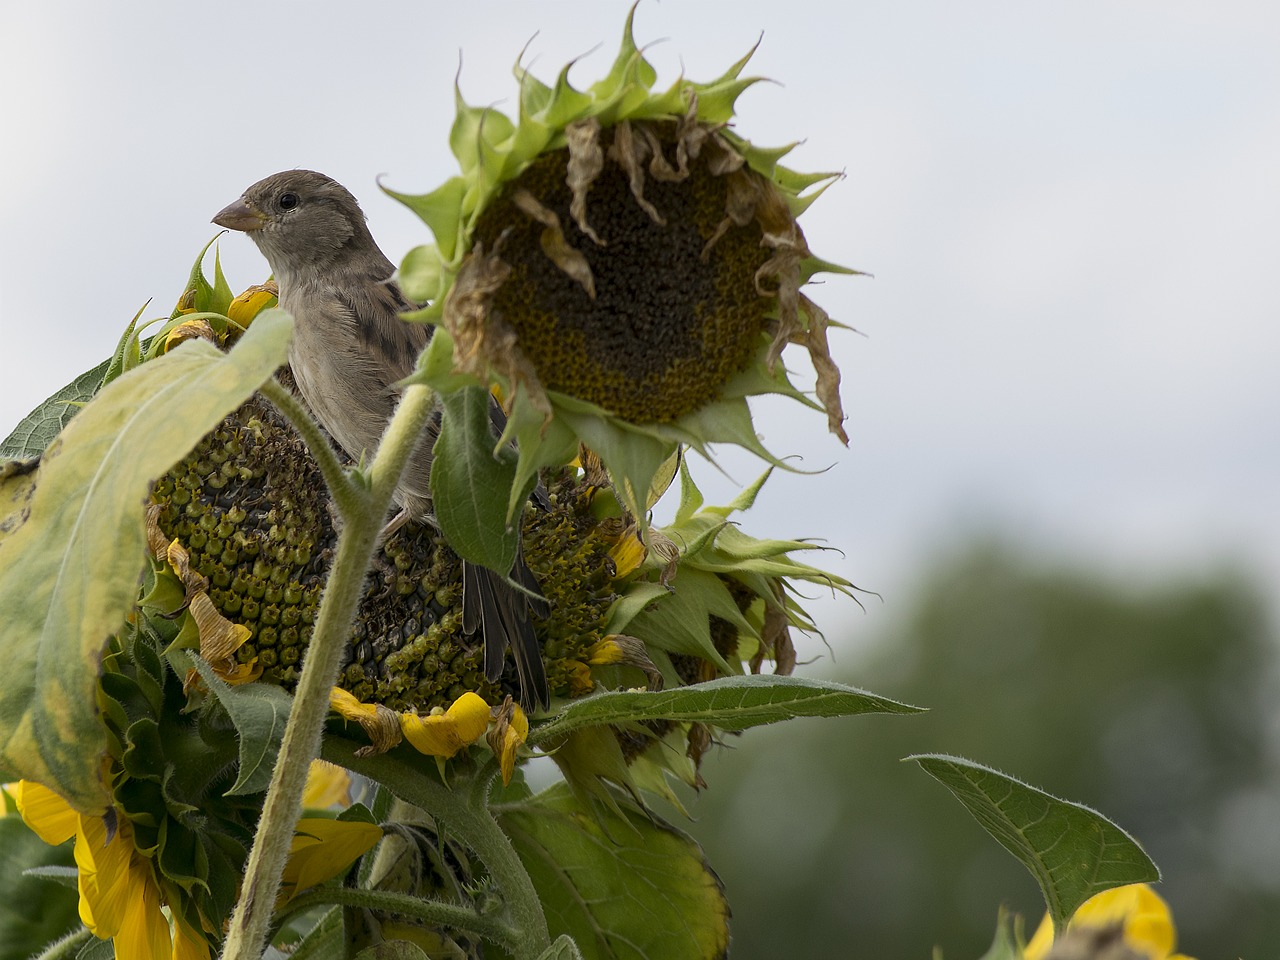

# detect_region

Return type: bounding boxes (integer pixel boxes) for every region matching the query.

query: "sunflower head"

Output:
[391,8,860,521]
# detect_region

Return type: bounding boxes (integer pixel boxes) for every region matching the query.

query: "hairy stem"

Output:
[260,378,360,516]
[221,383,437,960]
[281,887,517,946]
[324,737,552,959]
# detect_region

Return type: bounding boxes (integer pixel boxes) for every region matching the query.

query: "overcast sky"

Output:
[2,1,1277,655]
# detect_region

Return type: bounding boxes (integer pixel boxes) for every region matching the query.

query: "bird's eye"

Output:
[278,192,299,211]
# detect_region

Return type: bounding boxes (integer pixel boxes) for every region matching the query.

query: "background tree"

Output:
[683,539,1278,958]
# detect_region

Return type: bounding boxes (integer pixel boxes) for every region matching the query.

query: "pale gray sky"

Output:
[2,1,1278,654]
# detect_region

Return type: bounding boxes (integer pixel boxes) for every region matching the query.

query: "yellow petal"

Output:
[74,814,136,937]
[302,760,353,810]
[11,780,79,845]
[567,660,595,697]
[226,282,278,328]
[112,861,171,960]
[279,818,382,902]
[399,692,491,758]
[607,530,646,579]
[172,916,213,960]
[329,687,403,755]
[1024,883,1183,960]
[485,697,530,786]
[161,319,217,353]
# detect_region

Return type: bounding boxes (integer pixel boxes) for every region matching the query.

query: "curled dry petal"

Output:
[800,294,850,446]
[565,117,605,245]
[330,688,404,757]
[608,120,665,225]
[647,528,681,586]
[486,696,529,786]
[587,635,664,690]
[513,188,597,299]
[445,243,553,423]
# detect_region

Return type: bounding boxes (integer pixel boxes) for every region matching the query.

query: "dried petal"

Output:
[608,120,665,225]
[800,294,849,445]
[513,189,597,298]
[565,117,605,245]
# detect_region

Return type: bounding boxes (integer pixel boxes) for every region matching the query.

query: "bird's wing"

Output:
[332,277,430,387]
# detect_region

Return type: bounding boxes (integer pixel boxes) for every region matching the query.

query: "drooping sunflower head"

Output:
[391,8,860,519]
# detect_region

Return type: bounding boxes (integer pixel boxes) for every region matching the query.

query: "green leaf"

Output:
[909,754,1160,935]
[498,782,728,960]
[0,310,292,811]
[387,177,468,263]
[0,817,81,956]
[615,567,747,673]
[181,652,294,796]
[0,359,109,460]
[430,385,526,577]
[529,675,922,748]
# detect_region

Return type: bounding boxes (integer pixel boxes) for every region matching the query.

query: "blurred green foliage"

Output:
[682,539,1278,958]
[0,816,79,958]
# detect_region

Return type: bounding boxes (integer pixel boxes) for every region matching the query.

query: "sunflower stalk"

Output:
[221,381,439,960]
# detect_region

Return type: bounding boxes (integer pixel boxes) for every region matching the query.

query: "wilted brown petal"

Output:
[353,704,405,758]
[647,528,681,587]
[445,244,553,424]
[602,634,664,690]
[759,246,803,373]
[608,120,665,225]
[642,126,683,183]
[800,295,850,445]
[577,444,610,488]
[513,189,598,299]
[703,131,746,177]
[190,591,251,664]
[702,168,763,259]
[672,94,712,176]
[565,117,605,245]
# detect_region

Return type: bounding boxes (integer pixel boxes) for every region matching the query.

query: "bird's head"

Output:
[213,169,372,279]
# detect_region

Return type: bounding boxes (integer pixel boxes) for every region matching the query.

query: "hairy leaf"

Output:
[0,310,292,811]
[910,754,1159,935]
[182,653,294,797]
[529,675,922,748]
[499,783,728,960]
[0,360,109,460]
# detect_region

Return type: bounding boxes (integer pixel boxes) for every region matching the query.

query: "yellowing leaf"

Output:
[0,310,292,811]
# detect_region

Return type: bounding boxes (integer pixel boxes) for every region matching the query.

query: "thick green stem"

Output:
[281,886,517,945]
[324,738,552,959]
[260,378,360,516]
[220,383,437,960]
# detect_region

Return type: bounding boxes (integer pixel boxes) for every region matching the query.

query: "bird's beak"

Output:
[213,198,267,232]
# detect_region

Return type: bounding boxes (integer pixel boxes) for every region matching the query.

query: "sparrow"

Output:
[213,169,550,709]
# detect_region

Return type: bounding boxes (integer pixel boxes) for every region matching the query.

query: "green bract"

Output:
[390,8,859,523]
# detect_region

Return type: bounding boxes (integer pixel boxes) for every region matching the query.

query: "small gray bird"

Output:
[213,169,550,709]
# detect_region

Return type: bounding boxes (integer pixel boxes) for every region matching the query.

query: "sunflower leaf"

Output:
[528,675,922,748]
[182,652,294,797]
[431,385,525,577]
[0,359,109,461]
[909,754,1160,935]
[0,310,291,812]
[498,781,729,960]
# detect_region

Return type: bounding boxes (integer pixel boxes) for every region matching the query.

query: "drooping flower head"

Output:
[390,7,860,520]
